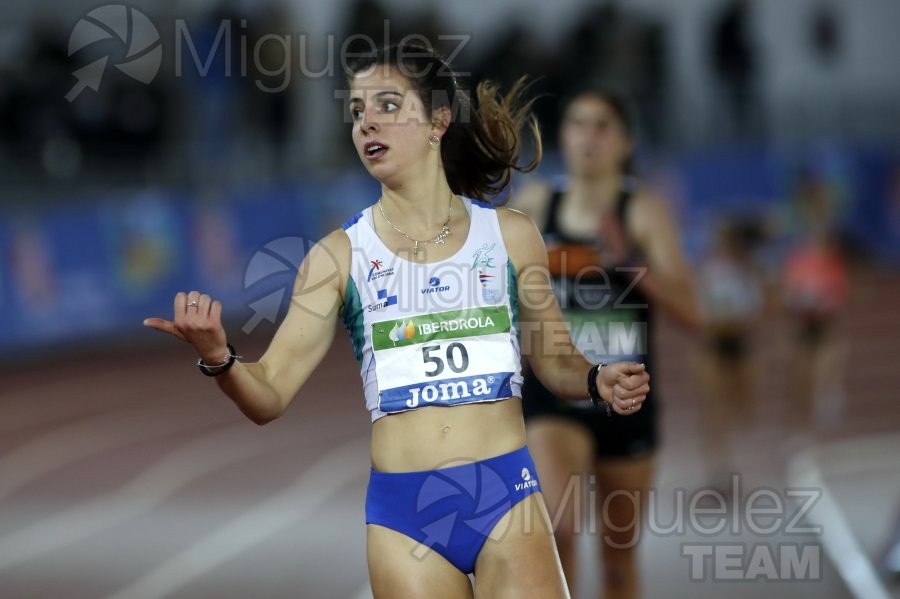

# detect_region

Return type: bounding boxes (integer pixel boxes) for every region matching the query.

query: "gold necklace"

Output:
[378,193,453,258]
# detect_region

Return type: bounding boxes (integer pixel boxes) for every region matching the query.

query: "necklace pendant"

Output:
[434,225,450,245]
[413,241,424,258]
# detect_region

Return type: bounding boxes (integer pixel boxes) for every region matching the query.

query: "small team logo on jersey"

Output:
[367,258,395,283]
[471,243,497,270]
[478,269,502,304]
[421,276,451,295]
[388,320,416,342]
[367,288,398,312]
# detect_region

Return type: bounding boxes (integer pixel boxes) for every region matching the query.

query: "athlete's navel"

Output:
[441,425,452,437]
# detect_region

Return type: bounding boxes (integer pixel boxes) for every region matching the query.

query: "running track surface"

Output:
[2,265,898,598]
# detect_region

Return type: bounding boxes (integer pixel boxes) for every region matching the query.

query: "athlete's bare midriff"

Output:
[370,397,527,472]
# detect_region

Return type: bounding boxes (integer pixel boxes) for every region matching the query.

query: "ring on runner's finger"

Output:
[631,399,636,409]
[188,301,199,309]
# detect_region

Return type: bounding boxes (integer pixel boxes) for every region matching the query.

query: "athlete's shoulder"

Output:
[320,227,352,250]
[341,209,367,230]
[307,229,352,273]
[496,205,541,235]
[338,207,373,249]
[495,206,546,270]
[467,196,495,211]
[283,228,350,301]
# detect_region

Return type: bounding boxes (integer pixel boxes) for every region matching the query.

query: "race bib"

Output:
[372,306,518,413]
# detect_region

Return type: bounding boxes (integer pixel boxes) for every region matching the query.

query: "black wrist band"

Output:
[197,343,238,377]
[587,362,612,416]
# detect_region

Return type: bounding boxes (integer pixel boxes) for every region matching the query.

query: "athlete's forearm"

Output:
[213,361,286,425]
[530,352,594,403]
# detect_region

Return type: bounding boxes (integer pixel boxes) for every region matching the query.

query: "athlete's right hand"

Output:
[143,291,229,364]
[598,361,649,416]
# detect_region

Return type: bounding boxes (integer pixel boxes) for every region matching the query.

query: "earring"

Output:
[428,134,441,149]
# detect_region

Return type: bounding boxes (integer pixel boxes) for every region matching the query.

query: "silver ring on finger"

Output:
[631,398,636,409]
[187,300,199,309]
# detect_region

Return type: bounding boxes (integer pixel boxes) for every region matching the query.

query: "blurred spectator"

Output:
[782,168,850,447]
[240,0,297,181]
[178,2,245,189]
[553,2,668,144]
[342,0,391,58]
[783,231,848,440]
[468,21,559,151]
[1,18,77,180]
[0,14,169,185]
[810,1,843,66]
[468,21,556,150]
[470,22,540,93]
[708,0,758,141]
[697,219,765,490]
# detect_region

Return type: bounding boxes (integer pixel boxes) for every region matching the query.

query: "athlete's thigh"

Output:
[526,417,594,527]
[367,524,473,599]
[473,493,570,599]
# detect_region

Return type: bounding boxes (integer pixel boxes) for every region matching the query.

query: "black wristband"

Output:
[197,343,238,377]
[587,362,612,416]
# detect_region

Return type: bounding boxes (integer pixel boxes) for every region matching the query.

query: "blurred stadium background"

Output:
[1,0,899,597]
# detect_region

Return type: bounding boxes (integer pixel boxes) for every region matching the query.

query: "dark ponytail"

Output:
[346,42,542,203]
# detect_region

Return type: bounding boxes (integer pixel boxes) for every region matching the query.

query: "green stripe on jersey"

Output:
[372,306,510,351]
[341,276,365,364]
[506,259,519,342]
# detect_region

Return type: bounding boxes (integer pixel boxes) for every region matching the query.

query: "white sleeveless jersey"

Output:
[340,198,523,421]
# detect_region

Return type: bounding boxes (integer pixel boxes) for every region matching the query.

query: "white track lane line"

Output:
[786,446,892,599]
[807,433,900,479]
[0,422,354,571]
[107,435,370,599]
[0,399,231,501]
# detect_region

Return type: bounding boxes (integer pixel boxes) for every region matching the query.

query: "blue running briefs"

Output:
[365,445,542,574]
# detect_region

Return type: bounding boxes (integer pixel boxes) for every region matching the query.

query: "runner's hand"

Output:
[597,362,649,415]
[143,291,229,364]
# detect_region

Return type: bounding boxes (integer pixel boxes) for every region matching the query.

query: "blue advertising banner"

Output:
[0,150,895,358]
[0,175,378,356]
